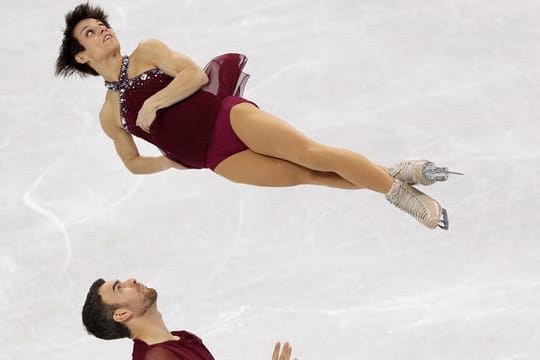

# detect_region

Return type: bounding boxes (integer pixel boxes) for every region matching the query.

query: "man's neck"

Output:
[129,308,180,345]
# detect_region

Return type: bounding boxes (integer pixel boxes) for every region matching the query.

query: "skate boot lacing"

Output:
[389,162,416,184]
[386,181,430,224]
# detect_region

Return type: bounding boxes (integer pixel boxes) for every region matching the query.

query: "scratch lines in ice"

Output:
[21,110,93,276]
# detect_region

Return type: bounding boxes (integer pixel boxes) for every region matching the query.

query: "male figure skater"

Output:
[82,277,294,359]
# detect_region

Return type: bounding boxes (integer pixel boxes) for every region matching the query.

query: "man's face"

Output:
[99,278,158,320]
[73,18,119,63]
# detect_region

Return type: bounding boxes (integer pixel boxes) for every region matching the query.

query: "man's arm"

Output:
[143,342,296,360]
[272,342,296,360]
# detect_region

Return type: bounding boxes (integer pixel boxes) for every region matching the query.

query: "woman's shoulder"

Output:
[99,92,117,122]
[101,90,115,107]
[135,38,166,50]
[131,38,168,60]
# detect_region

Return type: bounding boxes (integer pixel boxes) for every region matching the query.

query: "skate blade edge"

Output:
[438,208,449,230]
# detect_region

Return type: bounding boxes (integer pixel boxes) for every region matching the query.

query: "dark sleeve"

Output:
[144,347,182,360]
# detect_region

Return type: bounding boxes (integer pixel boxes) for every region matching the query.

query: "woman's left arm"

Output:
[135,39,209,131]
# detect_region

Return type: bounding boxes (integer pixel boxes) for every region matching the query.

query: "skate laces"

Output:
[389,161,416,183]
[386,181,429,222]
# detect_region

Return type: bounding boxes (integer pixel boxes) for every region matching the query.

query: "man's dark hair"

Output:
[82,278,131,340]
[56,2,111,77]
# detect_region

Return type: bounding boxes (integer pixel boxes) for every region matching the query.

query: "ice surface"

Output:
[2,0,539,359]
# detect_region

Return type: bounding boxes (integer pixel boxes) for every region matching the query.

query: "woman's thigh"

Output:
[229,103,323,163]
[213,149,360,189]
[213,149,313,187]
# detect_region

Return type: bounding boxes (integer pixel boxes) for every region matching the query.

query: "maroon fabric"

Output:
[118,54,254,169]
[132,330,215,360]
[205,95,258,170]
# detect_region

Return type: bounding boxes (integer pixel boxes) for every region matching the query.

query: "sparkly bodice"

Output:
[102,53,251,169]
[104,56,166,131]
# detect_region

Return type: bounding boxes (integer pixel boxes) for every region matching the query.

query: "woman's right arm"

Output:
[99,100,185,174]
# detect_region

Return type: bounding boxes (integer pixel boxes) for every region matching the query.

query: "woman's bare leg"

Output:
[230,103,393,194]
[214,149,361,189]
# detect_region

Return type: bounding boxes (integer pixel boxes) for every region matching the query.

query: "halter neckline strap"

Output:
[104,55,129,91]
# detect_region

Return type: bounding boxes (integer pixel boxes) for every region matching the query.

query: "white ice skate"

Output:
[386,179,449,230]
[387,160,463,186]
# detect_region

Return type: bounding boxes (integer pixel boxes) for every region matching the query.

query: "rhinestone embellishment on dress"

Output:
[104,56,166,132]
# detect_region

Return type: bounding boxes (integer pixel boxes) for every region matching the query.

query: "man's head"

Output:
[56,3,118,77]
[82,278,158,340]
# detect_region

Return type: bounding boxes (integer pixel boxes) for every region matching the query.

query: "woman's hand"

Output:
[136,100,157,132]
[272,342,296,360]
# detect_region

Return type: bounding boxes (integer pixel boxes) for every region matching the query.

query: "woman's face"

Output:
[73,18,119,64]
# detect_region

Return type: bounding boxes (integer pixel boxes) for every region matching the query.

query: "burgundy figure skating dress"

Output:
[104,53,257,170]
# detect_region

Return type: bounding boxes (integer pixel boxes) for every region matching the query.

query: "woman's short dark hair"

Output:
[56,3,111,77]
[82,278,131,340]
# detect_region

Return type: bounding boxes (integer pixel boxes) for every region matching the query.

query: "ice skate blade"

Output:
[438,208,449,230]
[423,162,464,182]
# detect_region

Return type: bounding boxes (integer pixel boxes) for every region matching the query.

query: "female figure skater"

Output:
[56,3,459,230]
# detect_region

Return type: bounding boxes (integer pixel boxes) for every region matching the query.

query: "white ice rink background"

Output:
[2,0,539,359]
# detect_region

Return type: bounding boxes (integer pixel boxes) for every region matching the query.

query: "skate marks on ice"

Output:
[2,0,540,359]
